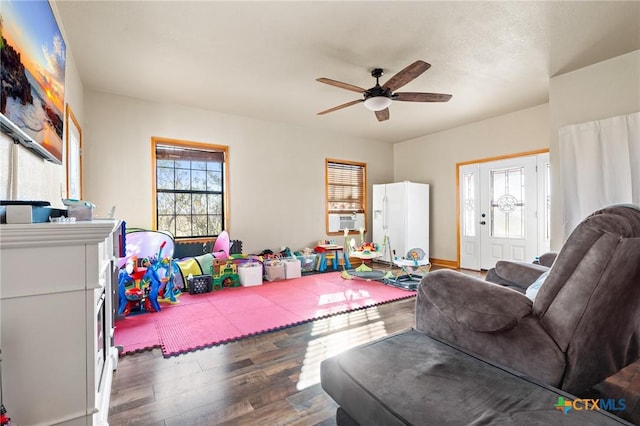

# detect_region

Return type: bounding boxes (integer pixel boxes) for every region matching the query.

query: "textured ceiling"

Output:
[55,1,640,143]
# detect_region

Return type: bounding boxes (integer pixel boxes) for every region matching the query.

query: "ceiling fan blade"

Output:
[382,60,431,92]
[394,92,452,102]
[375,108,390,122]
[317,99,363,115]
[316,78,366,93]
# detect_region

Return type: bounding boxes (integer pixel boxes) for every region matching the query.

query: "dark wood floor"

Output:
[109,295,416,425]
[109,271,640,425]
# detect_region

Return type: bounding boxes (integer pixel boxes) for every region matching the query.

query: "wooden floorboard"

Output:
[109,269,640,425]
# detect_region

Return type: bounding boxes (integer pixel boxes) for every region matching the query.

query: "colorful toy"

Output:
[115,230,184,315]
[358,241,379,255]
[143,266,163,312]
[146,241,182,305]
[0,404,11,426]
[342,239,390,280]
[211,258,240,289]
[212,230,230,259]
[118,242,178,316]
[118,256,157,316]
[118,229,174,268]
[1,348,14,426]
[154,256,182,304]
[280,246,293,257]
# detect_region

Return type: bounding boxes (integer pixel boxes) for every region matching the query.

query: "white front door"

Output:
[479,156,538,269]
[459,153,549,270]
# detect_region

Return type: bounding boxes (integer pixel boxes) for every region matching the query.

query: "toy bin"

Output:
[187,274,212,294]
[296,254,317,273]
[238,262,263,286]
[283,258,302,279]
[264,259,285,282]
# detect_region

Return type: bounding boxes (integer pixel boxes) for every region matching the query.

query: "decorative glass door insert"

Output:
[463,172,476,237]
[490,166,525,239]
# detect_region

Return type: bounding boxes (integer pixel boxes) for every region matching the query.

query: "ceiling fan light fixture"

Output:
[363,96,392,111]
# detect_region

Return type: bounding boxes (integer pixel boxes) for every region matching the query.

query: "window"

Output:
[152,137,228,239]
[326,159,366,234]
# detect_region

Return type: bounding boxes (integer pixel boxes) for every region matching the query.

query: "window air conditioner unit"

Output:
[328,213,365,233]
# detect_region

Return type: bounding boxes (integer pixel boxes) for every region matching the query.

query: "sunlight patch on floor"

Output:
[310,307,382,337]
[296,308,388,390]
[317,289,372,306]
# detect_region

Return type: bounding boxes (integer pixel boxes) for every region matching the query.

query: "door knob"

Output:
[480,221,486,225]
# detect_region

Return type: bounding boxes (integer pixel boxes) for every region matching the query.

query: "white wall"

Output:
[0,2,84,207]
[83,91,393,254]
[393,103,549,263]
[549,50,640,248]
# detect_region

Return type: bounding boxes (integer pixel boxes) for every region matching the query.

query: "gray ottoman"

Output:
[321,330,631,425]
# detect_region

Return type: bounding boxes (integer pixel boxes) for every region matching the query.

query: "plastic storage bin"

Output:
[283,258,301,279]
[296,254,318,273]
[238,262,263,286]
[187,274,212,294]
[264,260,285,281]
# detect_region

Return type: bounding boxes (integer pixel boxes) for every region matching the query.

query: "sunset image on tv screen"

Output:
[1,0,66,163]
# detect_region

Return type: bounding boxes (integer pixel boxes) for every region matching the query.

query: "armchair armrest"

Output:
[537,252,558,267]
[490,261,550,290]
[418,269,533,333]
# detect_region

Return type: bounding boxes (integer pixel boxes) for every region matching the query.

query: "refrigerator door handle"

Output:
[382,194,388,230]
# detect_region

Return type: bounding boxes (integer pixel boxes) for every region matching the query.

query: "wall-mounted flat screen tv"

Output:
[0,0,66,164]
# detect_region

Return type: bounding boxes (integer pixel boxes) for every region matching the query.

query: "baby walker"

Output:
[383,247,431,291]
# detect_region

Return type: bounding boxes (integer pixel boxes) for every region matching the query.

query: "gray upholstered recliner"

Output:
[418,204,640,394]
[321,205,640,425]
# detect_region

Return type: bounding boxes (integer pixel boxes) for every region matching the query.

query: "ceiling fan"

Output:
[316,60,452,122]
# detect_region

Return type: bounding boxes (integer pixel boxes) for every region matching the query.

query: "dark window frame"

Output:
[152,137,229,241]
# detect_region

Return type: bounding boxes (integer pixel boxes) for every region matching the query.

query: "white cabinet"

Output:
[372,182,430,263]
[0,220,120,426]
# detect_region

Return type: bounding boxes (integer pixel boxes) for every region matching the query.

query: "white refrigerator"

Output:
[372,181,430,263]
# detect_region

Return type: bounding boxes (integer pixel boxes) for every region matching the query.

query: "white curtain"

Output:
[559,112,640,240]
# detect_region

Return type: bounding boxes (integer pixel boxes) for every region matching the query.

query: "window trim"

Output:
[151,136,230,241]
[325,158,367,236]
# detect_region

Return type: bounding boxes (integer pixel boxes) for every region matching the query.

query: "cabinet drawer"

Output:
[1,245,85,297]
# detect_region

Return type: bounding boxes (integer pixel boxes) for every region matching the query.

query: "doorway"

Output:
[458,151,550,270]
